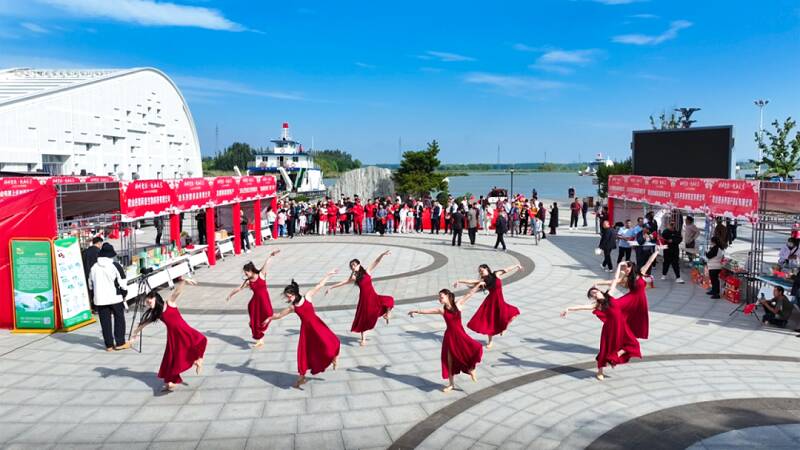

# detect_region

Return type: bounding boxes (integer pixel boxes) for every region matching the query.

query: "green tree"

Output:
[596,157,632,198]
[394,140,448,198]
[311,149,362,175]
[210,142,255,171]
[649,110,679,130]
[752,117,800,179]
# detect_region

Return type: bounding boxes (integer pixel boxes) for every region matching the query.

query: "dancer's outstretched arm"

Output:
[259,249,281,276]
[326,274,354,295]
[267,306,293,323]
[560,304,595,317]
[640,245,665,275]
[368,250,391,273]
[453,278,482,288]
[168,278,197,306]
[307,269,339,300]
[408,307,443,317]
[456,284,484,308]
[497,264,523,279]
[226,279,248,302]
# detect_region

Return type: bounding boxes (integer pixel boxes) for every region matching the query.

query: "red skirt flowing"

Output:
[247,278,273,340]
[467,280,519,336]
[616,277,649,339]
[295,300,340,375]
[351,273,394,333]
[594,301,641,369]
[441,308,483,379]
[158,306,207,384]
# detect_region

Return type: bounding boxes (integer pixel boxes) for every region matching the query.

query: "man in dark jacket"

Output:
[431,202,441,234]
[660,221,684,283]
[467,203,480,245]
[153,216,164,245]
[581,200,589,227]
[451,207,465,246]
[495,210,508,251]
[83,236,103,307]
[598,220,617,271]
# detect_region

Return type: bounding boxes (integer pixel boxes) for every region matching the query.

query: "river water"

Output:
[325,171,599,202]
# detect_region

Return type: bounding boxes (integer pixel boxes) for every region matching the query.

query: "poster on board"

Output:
[53,237,94,330]
[10,239,56,330]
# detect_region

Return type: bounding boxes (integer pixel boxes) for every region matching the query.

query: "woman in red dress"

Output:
[129,278,207,391]
[267,270,341,389]
[454,264,523,349]
[326,250,394,346]
[560,278,641,380]
[226,249,281,348]
[594,248,660,340]
[408,286,483,392]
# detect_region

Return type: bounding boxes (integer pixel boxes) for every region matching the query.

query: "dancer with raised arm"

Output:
[454,264,523,349]
[225,249,281,349]
[595,248,661,339]
[560,271,641,380]
[408,286,483,392]
[267,270,341,389]
[326,250,394,346]
[128,278,207,392]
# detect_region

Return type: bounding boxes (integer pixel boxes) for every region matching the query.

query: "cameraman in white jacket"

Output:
[89,243,129,351]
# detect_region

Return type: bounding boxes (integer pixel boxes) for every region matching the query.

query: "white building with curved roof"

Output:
[0,67,202,179]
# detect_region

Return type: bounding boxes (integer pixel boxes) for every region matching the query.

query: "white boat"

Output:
[248,123,326,195]
[578,153,613,176]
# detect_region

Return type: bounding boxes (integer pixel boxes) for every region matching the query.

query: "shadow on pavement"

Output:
[492,352,597,380]
[50,332,106,350]
[404,330,442,342]
[93,366,169,395]
[216,359,305,389]
[523,337,597,354]
[205,330,251,350]
[348,365,441,392]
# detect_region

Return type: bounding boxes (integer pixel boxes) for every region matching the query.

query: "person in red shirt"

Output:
[365,200,376,233]
[570,198,582,229]
[327,200,338,235]
[353,198,365,235]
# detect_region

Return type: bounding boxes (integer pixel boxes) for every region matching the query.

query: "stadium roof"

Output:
[0,68,153,106]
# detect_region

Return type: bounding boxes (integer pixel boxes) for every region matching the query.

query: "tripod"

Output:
[127,268,155,353]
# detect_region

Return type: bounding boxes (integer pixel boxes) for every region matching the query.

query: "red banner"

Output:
[121,180,174,220]
[0,177,42,199]
[625,176,646,201]
[45,176,81,185]
[645,177,673,206]
[84,176,115,183]
[258,175,277,198]
[673,178,708,212]
[608,175,626,199]
[237,176,260,201]
[172,178,212,212]
[708,179,760,221]
[211,176,238,206]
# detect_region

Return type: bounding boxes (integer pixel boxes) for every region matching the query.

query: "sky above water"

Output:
[1,0,798,164]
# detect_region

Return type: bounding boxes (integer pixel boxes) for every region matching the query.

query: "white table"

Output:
[216,236,235,260]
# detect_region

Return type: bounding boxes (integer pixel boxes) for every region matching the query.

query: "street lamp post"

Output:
[510,168,515,202]
[754,99,769,176]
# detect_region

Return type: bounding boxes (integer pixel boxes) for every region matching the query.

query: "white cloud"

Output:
[512,43,550,52]
[464,72,569,98]
[173,75,305,101]
[613,20,693,45]
[419,67,443,73]
[531,49,601,75]
[354,62,376,69]
[419,50,475,62]
[21,22,49,33]
[629,13,658,19]
[36,0,245,31]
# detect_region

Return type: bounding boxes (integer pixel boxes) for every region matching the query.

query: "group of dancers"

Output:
[125,244,662,392]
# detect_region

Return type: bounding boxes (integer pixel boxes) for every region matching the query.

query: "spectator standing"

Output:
[467,203,479,245]
[451,207,464,246]
[89,243,129,351]
[705,236,726,299]
[195,211,207,244]
[240,213,252,251]
[365,200,375,233]
[569,199,581,229]
[682,216,701,262]
[660,221,684,283]
[616,220,634,263]
[537,202,547,240]
[431,201,442,234]
[154,216,164,245]
[548,202,559,235]
[598,220,616,271]
[581,199,589,227]
[494,210,508,251]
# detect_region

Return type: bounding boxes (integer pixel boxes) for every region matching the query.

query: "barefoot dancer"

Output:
[560,278,641,380]
[594,248,660,340]
[408,287,483,392]
[454,264,523,349]
[226,249,281,348]
[326,250,394,346]
[128,278,207,392]
[267,271,341,388]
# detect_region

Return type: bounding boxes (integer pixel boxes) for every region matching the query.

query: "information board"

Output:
[53,237,94,329]
[10,239,56,330]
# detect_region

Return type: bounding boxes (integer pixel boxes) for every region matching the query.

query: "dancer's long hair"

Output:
[350,258,367,283]
[439,288,456,310]
[141,291,165,325]
[586,287,611,311]
[243,261,259,276]
[625,261,641,292]
[479,264,497,289]
[283,280,303,305]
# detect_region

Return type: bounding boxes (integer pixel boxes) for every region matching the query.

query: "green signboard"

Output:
[11,239,56,330]
[53,237,93,329]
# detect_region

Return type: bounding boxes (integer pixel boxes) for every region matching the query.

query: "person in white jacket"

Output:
[89,243,129,351]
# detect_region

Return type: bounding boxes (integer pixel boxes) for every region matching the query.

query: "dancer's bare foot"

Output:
[617,349,626,358]
[162,382,177,392]
[486,341,493,350]
[384,311,391,325]
[293,376,307,389]
[332,357,339,370]
[194,358,204,375]
[359,338,366,346]
[469,370,478,382]
[595,373,605,381]
[251,340,264,349]
[442,384,455,392]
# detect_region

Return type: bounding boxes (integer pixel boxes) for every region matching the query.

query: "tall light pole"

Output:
[510,167,515,201]
[754,99,769,176]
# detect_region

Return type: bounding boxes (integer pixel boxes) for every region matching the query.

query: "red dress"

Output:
[351,273,395,333]
[294,299,341,375]
[248,277,273,340]
[616,276,649,339]
[158,305,208,384]
[467,278,520,336]
[441,306,483,379]
[593,299,641,369]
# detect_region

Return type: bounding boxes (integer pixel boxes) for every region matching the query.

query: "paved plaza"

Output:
[2,226,800,449]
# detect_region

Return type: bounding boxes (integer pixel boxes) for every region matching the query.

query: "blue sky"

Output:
[1,0,798,164]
